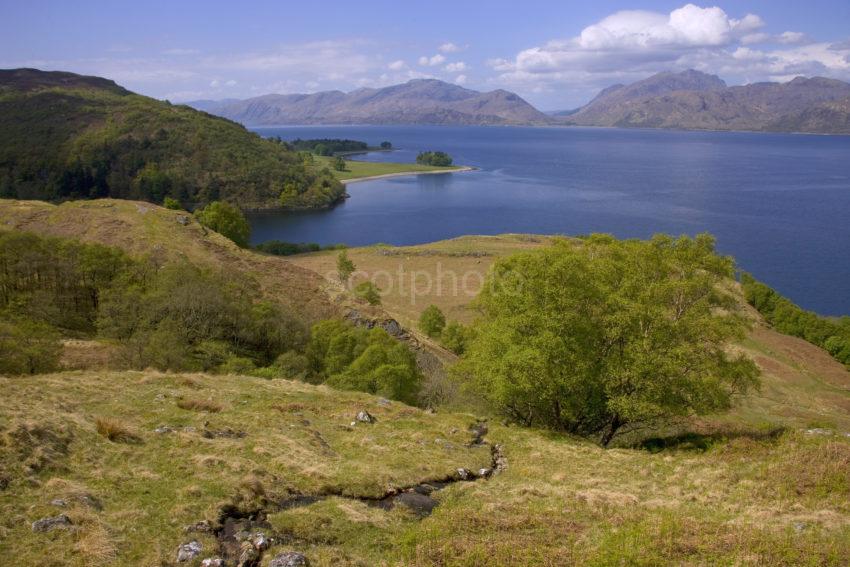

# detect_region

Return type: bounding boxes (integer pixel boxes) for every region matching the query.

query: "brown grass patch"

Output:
[176,398,223,413]
[94,418,141,444]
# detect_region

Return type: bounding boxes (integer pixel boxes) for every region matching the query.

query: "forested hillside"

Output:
[0,69,344,210]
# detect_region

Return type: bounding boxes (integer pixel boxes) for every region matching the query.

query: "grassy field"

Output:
[315,156,467,182]
[1,370,847,566]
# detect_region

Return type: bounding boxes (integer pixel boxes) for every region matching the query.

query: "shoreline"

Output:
[341,166,477,185]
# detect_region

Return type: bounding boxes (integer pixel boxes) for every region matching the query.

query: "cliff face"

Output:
[567,70,850,134]
[190,79,553,126]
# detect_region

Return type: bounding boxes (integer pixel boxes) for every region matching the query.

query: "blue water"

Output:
[248,125,850,316]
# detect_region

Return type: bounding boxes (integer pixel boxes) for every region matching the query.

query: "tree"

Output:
[380,141,392,149]
[419,305,446,337]
[336,250,356,284]
[163,196,182,210]
[0,317,62,375]
[441,321,472,355]
[416,151,453,166]
[354,281,381,305]
[333,156,347,172]
[195,201,250,247]
[459,234,760,446]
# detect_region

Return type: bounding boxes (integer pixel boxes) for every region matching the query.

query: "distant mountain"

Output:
[189,79,553,126]
[567,70,850,134]
[0,68,343,210]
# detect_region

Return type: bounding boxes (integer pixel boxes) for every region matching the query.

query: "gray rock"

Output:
[154,425,175,434]
[32,514,72,532]
[76,493,103,510]
[377,398,391,406]
[176,215,190,226]
[355,410,375,424]
[478,467,493,478]
[469,422,488,438]
[184,520,213,533]
[50,498,67,507]
[269,551,310,567]
[176,541,202,562]
[250,532,270,551]
[201,559,224,567]
[456,468,472,480]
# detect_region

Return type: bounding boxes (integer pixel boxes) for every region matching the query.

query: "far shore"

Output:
[341,166,476,185]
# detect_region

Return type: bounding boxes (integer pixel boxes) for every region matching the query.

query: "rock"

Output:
[380,319,403,337]
[377,398,391,406]
[154,425,175,434]
[478,467,493,478]
[805,428,833,436]
[456,468,472,480]
[176,215,190,226]
[201,559,224,567]
[176,541,202,562]
[32,514,72,532]
[50,498,67,507]
[469,422,488,438]
[355,410,375,424]
[184,520,213,533]
[202,428,246,439]
[76,493,103,510]
[250,532,270,551]
[269,551,310,567]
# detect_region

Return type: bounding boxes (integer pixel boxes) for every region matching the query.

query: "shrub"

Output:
[337,250,356,283]
[0,317,62,375]
[333,156,347,171]
[354,281,381,305]
[440,321,472,355]
[460,234,760,446]
[218,356,256,375]
[163,196,182,210]
[419,305,446,337]
[195,201,250,247]
[95,418,141,443]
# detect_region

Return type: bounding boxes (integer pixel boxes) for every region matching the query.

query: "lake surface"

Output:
[249,125,850,316]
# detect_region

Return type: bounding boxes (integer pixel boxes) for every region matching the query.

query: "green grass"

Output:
[315,156,465,181]
[3,369,848,566]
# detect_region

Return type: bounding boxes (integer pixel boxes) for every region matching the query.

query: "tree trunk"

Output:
[600,415,622,447]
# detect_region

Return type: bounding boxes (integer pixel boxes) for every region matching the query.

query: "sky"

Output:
[2,1,850,109]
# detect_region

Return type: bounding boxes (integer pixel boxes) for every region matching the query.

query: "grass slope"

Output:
[0,68,343,210]
[288,235,850,432]
[0,199,351,324]
[0,370,847,566]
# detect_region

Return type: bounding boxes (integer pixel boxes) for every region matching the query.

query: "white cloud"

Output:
[438,42,462,53]
[778,31,806,45]
[388,59,406,70]
[444,61,467,73]
[454,74,467,85]
[418,53,446,66]
[489,3,850,105]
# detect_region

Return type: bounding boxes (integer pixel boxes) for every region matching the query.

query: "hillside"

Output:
[567,70,850,134]
[0,68,344,210]
[190,79,553,126]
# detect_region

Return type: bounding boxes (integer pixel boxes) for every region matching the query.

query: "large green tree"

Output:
[195,201,251,247]
[460,234,760,445]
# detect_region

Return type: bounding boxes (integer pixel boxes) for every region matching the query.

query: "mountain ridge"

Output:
[566,69,850,134]
[188,79,553,126]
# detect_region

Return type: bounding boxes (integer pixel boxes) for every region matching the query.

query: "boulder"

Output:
[355,411,375,424]
[176,541,202,562]
[201,559,224,567]
[269,551,310,567]
[32,514,72,532]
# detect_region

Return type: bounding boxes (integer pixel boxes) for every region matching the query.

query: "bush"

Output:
[306,320,421,404]
[337,250,356,283]
[163,196,182,210]
[354,281,381,305]
[333,156,347,171]
[419,305,446,337]
[416,151,453,166]
[380,141,392,149]
[0,317,62,375]
[195,201,251,247]
[460,234,760,445]
[440,321,472,355]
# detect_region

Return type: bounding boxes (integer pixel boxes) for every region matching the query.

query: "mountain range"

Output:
[187,79,551,126]
[564,70,850,134]
[192,71,850,134]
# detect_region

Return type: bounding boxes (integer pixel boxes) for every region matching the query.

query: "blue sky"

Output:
[3,1,849,108]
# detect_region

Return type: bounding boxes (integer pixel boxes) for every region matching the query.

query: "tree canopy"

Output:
[195,201,251,247]
[416,151,453,166]
[459,234,760,445]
